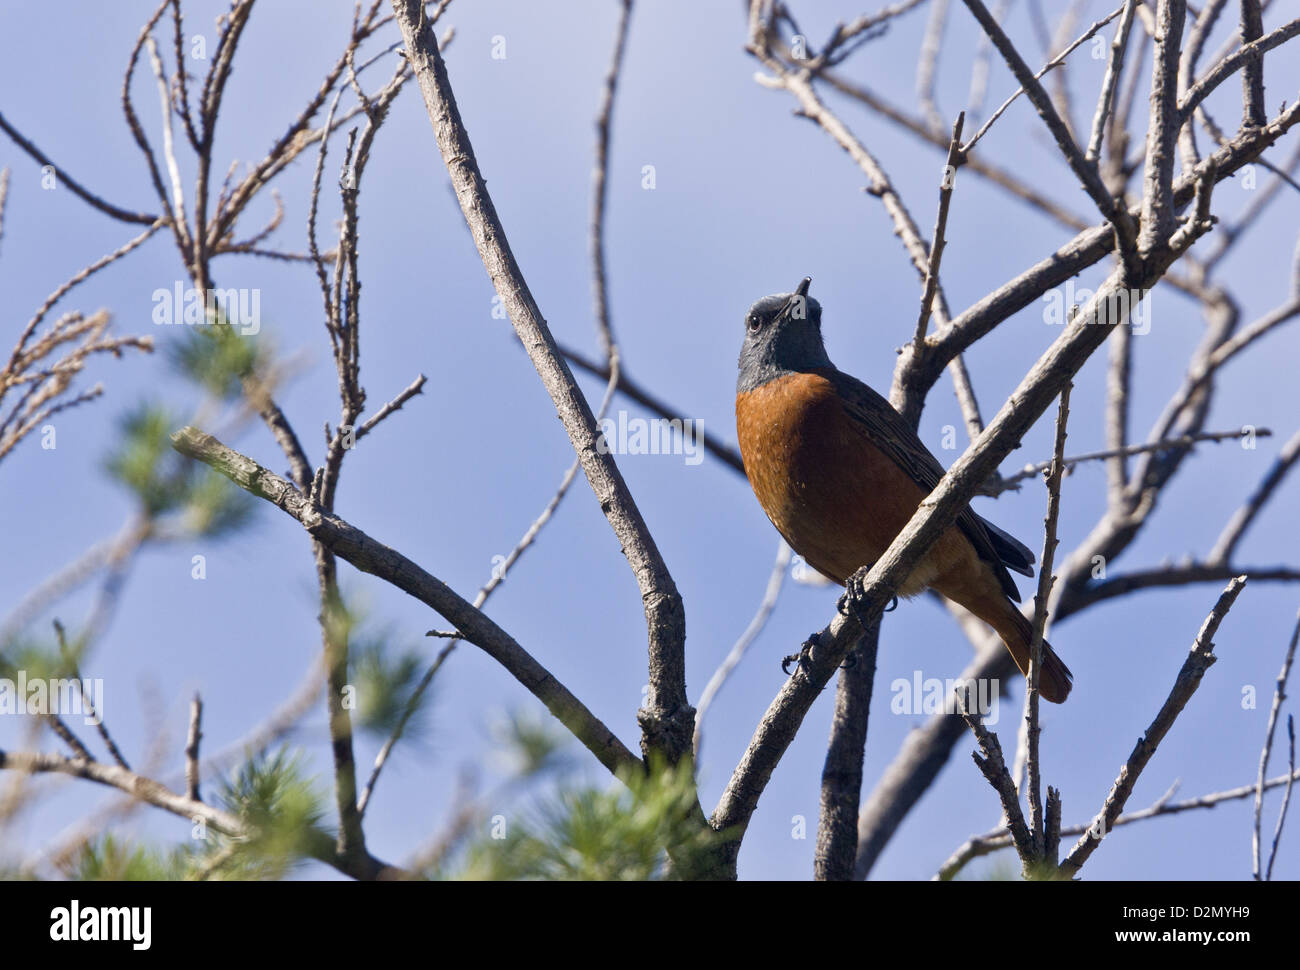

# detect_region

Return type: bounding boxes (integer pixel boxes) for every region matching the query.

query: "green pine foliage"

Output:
[452,754,717,881]
[103,403,254,534]
[350,632,432,740]
[61,836,195,881]
[166,320,261,401]
[210,748,332,880]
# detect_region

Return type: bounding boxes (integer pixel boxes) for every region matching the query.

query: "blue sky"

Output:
[1,0,1298,880]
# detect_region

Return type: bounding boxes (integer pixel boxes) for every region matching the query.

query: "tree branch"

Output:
[389,0,691,765]
[170,426,642,780]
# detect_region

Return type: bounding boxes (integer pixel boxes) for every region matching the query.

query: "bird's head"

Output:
[737,276,830,393]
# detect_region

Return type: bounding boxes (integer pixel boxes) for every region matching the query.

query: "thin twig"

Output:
[912,113,966,352]
[1178,18,1300,125]
[960,1,1124,209]
[392,0,691,767]
[52,620,130,771]
[1025,382,1072,855]
[916,0,950,134]
[1085,0,1139,163]
[964,0,1012,123]
[590,0,633,359]
[1254,610,1298,879]
[937,768,1300,879]
[995,426,1272,492]
[185,694,202,802]
[693,541,791,761]
[1210,421,1300,564]
[171,425,642,780]
[14,219,163,360]
[0,111,159,225]
[958,689,1035,864]
[354,375,427,442]
[1062,576,1248,876]
[1266,715,1295,880]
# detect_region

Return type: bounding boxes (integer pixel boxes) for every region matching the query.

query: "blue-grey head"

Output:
[737,277,832,393]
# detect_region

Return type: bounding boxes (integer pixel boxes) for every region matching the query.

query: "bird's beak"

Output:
[782,276,813,318]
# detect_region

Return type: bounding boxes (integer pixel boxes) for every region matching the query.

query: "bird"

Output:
[734,277,1072,703]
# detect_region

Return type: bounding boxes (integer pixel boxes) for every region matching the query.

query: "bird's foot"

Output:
[782,632,857,678]
[837,568,898,626]
[782,632,822,677]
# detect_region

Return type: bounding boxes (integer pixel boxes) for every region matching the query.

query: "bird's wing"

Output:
[825,368,1025,601]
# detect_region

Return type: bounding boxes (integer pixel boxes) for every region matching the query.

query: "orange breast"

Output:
[735,372,944,593]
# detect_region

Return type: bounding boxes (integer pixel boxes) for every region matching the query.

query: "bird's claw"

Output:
[837,568,897,622]
[782,632,822,677]
[837,571,869,627]
[783,632,858,676]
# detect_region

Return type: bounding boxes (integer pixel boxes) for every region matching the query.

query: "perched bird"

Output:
[734,277,1072,702]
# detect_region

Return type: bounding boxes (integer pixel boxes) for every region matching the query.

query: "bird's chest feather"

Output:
[735,371,931,585]
[737,372,847,517]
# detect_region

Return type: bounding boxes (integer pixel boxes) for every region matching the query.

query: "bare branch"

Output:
[354,374,428,442]
[1239,0,1267,128]
[1138,0,1189,253]
[694,541,791,762]
[1086,0,1139,163]
[1104,322,1132,499]
[814,618,879,880]
[913,113,966,351]
[13,220,163,372]
[958,0,1131,243]
[817,0,928,69]
[996,426,1272,492]
[1062,576,1247,876]
[1025,382,1072,857]
[391,0,691,766]
[916,0,950,134]
[937,768,1300,878]
[1211,427,1300,563]
[1176,0,1233,172]
[560,343,745,475]
[361,355,623,817]
[958,691,1035,865]
[0,111,159,225]
[185,694,202,802]
[0,747,405,880]
[170,426,642,780]
[1266,716,1295,880]
[144,36,191,257]
[1179,18,1300,125]
[590,0,633,358]
[823,71,1093,230]
[1254,610,1298,879]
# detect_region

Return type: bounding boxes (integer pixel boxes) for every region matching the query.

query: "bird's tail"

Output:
[991,606,1073,704]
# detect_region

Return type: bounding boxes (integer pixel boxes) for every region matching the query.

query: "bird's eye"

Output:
[747,315,761,333]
